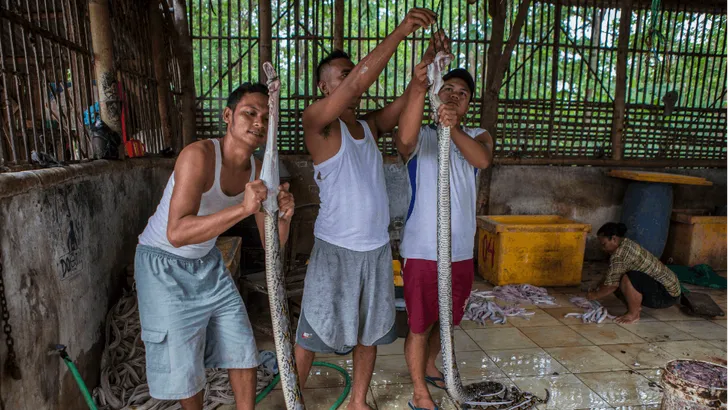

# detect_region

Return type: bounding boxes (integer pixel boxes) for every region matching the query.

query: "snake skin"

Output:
[261,62,306,410]
[429,51,469,405]
[428,53,548,410]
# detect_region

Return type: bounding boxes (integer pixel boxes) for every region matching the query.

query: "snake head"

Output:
[435,50,453,72]
[427,51,453,124]
[263,62,281,93]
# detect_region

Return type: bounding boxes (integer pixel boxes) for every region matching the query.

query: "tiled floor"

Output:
[238,269,727,410]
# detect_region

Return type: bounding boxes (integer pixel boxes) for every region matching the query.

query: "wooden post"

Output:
[477,0,532,216]
[172,0,197,147]
[259,0,272,81]
[611,0,632,160]
[88,0,121,137]
[547,0,561,156]
[334,0,345,50]
[149,0,174,150]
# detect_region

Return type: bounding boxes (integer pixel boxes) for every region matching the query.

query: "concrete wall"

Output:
[0,158,173,410]
[280,157,727,261]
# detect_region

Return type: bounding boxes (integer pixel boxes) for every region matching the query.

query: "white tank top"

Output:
[313,119,390,251]
[400,125,484,262]
[138,139,256,259]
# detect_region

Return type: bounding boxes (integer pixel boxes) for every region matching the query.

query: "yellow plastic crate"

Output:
[476,215,591,286]
[663,210,727,269]
[392,260,403,287]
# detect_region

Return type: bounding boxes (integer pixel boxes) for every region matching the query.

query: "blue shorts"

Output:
[134,245,258,400]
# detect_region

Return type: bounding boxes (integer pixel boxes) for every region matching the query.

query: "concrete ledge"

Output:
[0,157,176,199]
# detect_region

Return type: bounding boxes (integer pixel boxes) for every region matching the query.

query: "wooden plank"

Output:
[608,170,714,185]
[216,236,243,279]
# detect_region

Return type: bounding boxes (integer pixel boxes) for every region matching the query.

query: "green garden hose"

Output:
[56,341,349,410]
[54,345,98,410]
[255,361,352,409]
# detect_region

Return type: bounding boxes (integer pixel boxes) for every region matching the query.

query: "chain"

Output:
[0,253,21,380]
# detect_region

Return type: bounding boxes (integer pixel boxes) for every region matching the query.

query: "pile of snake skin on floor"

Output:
[564,296,616,323]
[92,288,276,410]
[464,291,534,325]
[477,284,557,306]
[463,285,556,325]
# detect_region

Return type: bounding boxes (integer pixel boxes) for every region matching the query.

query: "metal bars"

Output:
[1,0,96,166]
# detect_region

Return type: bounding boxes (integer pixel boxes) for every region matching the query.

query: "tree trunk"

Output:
[477,0,533,216]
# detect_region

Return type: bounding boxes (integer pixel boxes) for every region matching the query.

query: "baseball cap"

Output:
[442,68,475,101]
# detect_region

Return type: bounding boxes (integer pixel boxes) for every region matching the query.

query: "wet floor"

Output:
[231,263,728,410]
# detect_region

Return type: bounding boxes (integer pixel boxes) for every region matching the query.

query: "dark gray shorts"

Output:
[296,310,397,354]
[296,238,396,352]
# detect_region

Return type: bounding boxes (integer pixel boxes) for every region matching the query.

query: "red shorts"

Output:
[403,258,474,334]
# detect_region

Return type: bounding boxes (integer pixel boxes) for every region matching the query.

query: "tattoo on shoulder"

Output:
[322,123,332,139]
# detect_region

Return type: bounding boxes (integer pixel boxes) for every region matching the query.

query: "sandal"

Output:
[424,375,446,390]
[408,400,439,410]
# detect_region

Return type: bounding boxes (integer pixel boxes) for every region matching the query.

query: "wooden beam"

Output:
[259,0,272,81]
[334,0,344,50]
[0,9,90,56]
[547,0,562,157]
[172,0,197,147]
[610,0,631,160]
[88,0,121,142]
[494,157,726,168]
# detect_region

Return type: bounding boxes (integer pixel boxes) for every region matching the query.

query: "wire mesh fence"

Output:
[189,0,726,162]
[0,0,181,168]
[1,0,724,166]
[1,0,96,166]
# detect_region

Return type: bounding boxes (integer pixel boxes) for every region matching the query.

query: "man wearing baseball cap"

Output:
[395,52,493,410]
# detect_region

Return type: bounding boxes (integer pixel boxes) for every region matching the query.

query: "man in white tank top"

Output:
[397,53,494,409]
[135,83,295,410]
[294,9,437,410]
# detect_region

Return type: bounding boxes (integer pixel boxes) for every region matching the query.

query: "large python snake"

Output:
[260,61,306,410]
[428,52,548,410]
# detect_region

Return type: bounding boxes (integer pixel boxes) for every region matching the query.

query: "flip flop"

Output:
[424,375,446,390]
[408,400,439,410]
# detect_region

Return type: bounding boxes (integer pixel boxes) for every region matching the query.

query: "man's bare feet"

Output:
[346,400,374,410]
[614,312,640,324]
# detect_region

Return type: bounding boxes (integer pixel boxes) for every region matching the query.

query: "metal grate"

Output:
[189,0,726,162]
[109,0,165,154]
[624,5,727,160]
[497,1,621,158]
[189,0,489,155]
[1,0,96,166]
[0,0,183,168]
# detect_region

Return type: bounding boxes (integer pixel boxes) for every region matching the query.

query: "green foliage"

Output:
[188,0,726,157]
